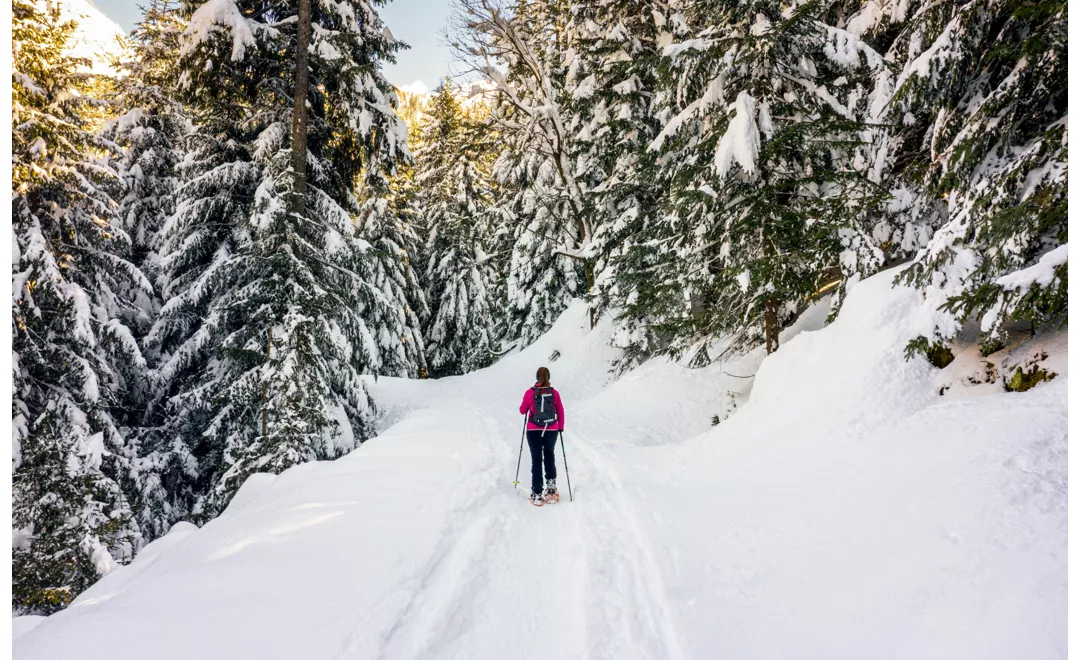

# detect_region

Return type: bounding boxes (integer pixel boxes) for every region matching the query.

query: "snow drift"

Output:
[13,270,1066,659]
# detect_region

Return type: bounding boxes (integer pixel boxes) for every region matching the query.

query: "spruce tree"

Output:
[454,0,590,343]
[99,1,195,537]
[102,0,187,310]
[355,186,430,379]
[644,0,886,360]
[416,84,500,376]
[149,0,409,517]
[565,0,676,370]
[12,0,145,613]
[878,0,1068,345]
[491,137,585,345]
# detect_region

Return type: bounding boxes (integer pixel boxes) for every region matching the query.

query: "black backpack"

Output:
[530,386,558,427]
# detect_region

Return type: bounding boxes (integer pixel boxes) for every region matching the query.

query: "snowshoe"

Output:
[530,493,545,507]
[543,479,559,504]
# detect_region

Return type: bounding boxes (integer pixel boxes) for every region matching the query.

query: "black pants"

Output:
[526,430,558,495]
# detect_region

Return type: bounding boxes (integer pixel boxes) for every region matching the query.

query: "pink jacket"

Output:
[520,384,565,431]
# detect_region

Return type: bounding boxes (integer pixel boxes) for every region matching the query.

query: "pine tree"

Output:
[102,0,187,313]
[12,0,145,613]
[643,0,887,360]
[415,84,500,376]
[491,137,585,345]
[149,0,409,518]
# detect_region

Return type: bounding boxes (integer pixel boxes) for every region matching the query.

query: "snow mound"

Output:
[14,275,1066,660]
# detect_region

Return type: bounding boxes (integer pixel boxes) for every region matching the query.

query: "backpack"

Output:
[530,386,558,428]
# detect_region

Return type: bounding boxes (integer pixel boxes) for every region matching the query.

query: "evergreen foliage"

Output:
[881,0,1068,343]
[415,84,500,376]
[565,0,673,371]
[147,0,410,518]
[454,0,590,344]
[355,187,430,379]
[12,0,144,613]
[642,0,887,360]
[99,0,193,537]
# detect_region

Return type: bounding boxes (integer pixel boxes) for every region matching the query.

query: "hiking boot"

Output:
[530,492,544,507]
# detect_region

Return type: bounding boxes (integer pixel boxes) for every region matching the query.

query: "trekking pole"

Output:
[559,431,573,502]
[513,416,527,488]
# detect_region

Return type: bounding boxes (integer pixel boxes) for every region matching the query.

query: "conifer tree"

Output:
[12,0,145,613]
[355,186,430,379]
[565,0,676,369]
[644,0,886,360]
[98,1,196,537]
[149,0,409,517]
[103,0,187,298]
[416,84,500,375]
[454,0,590,342]
[873,0,1068,346]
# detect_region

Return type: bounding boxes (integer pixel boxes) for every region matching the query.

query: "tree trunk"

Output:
[764,297,779,355]
[578,217,597,328]
[262,326,271,437]
[585,260,596,328]
[763,220,779,354]
[289,0,312,216]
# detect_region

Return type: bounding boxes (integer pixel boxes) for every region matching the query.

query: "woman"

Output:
[519,366,565,506]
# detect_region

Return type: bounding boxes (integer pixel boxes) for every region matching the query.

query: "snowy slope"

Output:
[56,0,128,75]
[13,271,1066,659]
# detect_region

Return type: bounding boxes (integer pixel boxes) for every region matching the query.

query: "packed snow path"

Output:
[342,394,686,660]
[14,274,1067,660]
[342,331,694,660]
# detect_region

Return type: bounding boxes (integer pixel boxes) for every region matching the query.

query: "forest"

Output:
[11,0,1067,614]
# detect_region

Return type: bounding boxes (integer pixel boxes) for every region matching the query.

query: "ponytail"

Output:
[536,366,551,388]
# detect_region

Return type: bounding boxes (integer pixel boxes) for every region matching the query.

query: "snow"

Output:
[13,273,1066,659]
[661,38,711,58]
[822,25,884,69]
[934,325,1067,401]
[89,537,121,576]
[714,91,760,179]
[995,243,1067,290]
[846,0,884,35]
[55,0,128,76]
[977,244,1067,333]
[60,282,95,347]
[398,80,429,96]
[181,0,260,63]
[12,616,46,640]
[77,431,106,471]
[735,269,750,291]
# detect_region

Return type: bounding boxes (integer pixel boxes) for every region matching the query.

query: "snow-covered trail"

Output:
[14,276,1067,660]
[355,356,690,660]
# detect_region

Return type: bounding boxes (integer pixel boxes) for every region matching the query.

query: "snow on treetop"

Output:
[55,0,128,75]
[181,0,261,63]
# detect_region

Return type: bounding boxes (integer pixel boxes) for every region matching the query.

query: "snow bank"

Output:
[14,276,1066,660]
[623,270,1066,659]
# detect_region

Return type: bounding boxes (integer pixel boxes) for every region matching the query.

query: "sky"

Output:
[92,0,455,91]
